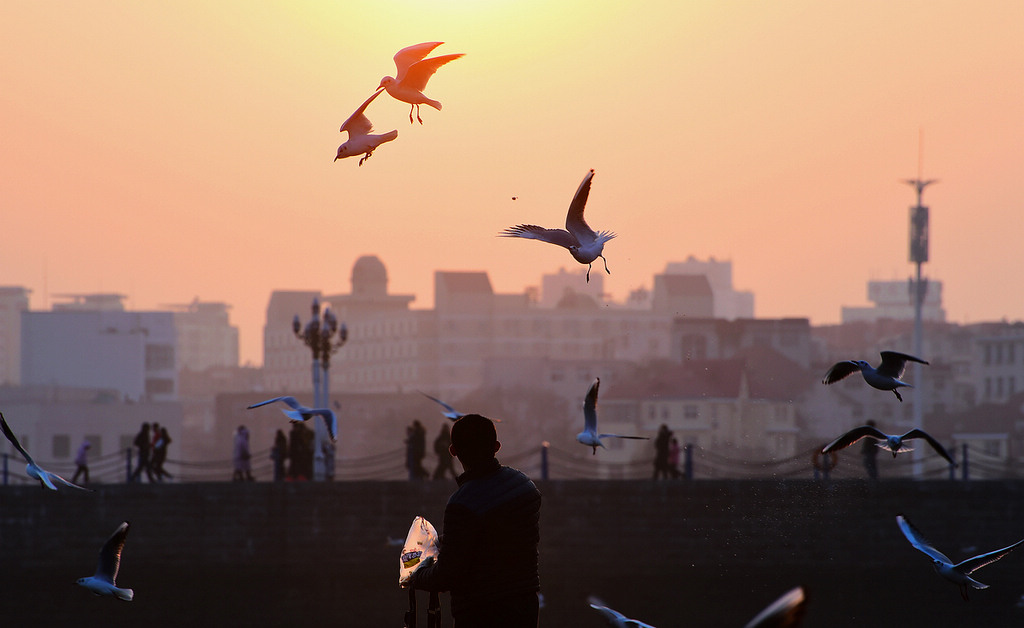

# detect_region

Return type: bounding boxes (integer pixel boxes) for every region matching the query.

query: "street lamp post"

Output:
[292,297,348,480]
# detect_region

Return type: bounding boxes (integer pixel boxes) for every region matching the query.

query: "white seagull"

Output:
[500,169,615,283]
[576,378,648,455]
[822,351,928,402]
[822,425,955,465]
[335,88,398,166]
[378,42,463,124]
[0,412,91,491]
[742,586,807,628]
[419,391,465,421]
[587,598,656,628]
[246,396,338,442]
[897,514,1023,601]
[418,392,502,422]
[77,521,134,601]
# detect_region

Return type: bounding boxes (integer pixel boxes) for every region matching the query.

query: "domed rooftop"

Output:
[351,255,388,297]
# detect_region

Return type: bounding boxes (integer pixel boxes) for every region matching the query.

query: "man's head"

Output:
[449,414,500,468]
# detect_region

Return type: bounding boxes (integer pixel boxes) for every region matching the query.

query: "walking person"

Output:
[271,429,288,482]
[652,424,672,480]
[406,420,428,480]
[432,423,456,480]
[71,439,91,485]
[152,427,172,482]
[232,425,254,482]
[129,423,155,483]
[668,437,681,479]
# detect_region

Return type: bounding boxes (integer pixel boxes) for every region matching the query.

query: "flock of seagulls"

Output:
[2,40,1015,623]
[2,412,132,599]
[334,42,462,166]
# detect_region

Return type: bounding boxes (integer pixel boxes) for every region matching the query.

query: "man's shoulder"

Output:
[448,465,540,513]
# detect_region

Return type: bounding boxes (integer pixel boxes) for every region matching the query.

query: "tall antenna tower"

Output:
[902,129,938,477]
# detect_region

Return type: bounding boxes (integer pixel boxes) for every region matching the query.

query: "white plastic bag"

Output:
[399,515,439,587]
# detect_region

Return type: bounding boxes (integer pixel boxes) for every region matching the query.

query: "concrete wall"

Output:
[2,479,1024,627]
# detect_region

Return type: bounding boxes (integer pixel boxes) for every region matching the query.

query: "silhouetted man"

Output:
[409,414,541,627]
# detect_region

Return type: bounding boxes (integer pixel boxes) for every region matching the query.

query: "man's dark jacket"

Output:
[412,458,541,622]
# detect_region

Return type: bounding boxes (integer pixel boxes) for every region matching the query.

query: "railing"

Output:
[1,441,1014,484]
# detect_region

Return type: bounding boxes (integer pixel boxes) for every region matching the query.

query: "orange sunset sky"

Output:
[2,1,1022,366]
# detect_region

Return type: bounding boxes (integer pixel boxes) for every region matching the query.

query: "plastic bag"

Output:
[399,516,439,587]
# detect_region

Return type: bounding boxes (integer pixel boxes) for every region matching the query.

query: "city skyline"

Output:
[3,2,1022,367]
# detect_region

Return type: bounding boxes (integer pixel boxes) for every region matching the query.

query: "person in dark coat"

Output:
[130,423,155,483]
[271,429,288,482]
[432,423,457,480]
[409,414,541,627]
[652,423,672,479]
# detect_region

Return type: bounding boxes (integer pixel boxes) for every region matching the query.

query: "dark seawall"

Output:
[2,479,1024,627]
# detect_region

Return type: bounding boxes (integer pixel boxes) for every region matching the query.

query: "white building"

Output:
[663,257,755,319]
[20,294,178,402]
[262,257,726,401]
[0,286,30,385]
[841,279,946,323]
[168,298,240,372]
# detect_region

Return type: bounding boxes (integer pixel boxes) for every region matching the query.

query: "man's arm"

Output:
[411,502,479,592]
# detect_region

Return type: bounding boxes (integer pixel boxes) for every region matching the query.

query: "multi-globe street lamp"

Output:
[292,297,347,480]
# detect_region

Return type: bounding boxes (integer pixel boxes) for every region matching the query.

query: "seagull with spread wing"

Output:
[378,42,463,124]
[576,378,648,455]
[246,396,338,442]
[587,597,657,628]
[0,412,91,491]
[500,169,615,283]
[822,351,928,401]
[335,87,398,166]
[77,521,134,601]
[419,391,465,421]
[822,424,955,465]
[897,514,1023,600]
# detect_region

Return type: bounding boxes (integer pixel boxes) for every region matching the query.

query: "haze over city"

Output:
[3,2,1021,367]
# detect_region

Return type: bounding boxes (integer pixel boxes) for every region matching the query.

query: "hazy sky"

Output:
[3,1,1022,366]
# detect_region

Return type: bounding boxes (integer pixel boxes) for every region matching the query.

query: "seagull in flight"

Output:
[378,42,463,124]
[335,88,398,166]
[77,521,134,601]
[742,586,807,628]
[822,351,928,401]
[587,597,656,627]
[418,392,502,422]
[822,424,955,465]
[897,514,1023,600]
[246,396,338,442]
[576,378,648,455]
[500,169,615,283]
[0,412,91,491]
[419,392,465,421]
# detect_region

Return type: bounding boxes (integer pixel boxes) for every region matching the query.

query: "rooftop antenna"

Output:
[902,128,938,478]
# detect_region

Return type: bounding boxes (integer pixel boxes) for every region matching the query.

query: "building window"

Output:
[145,344,175,370]
[146,378,175,395]
[52,434,70,459]
[684,405,698,419]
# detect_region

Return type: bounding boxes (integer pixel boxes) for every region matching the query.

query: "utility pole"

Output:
[903,131,938,477]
